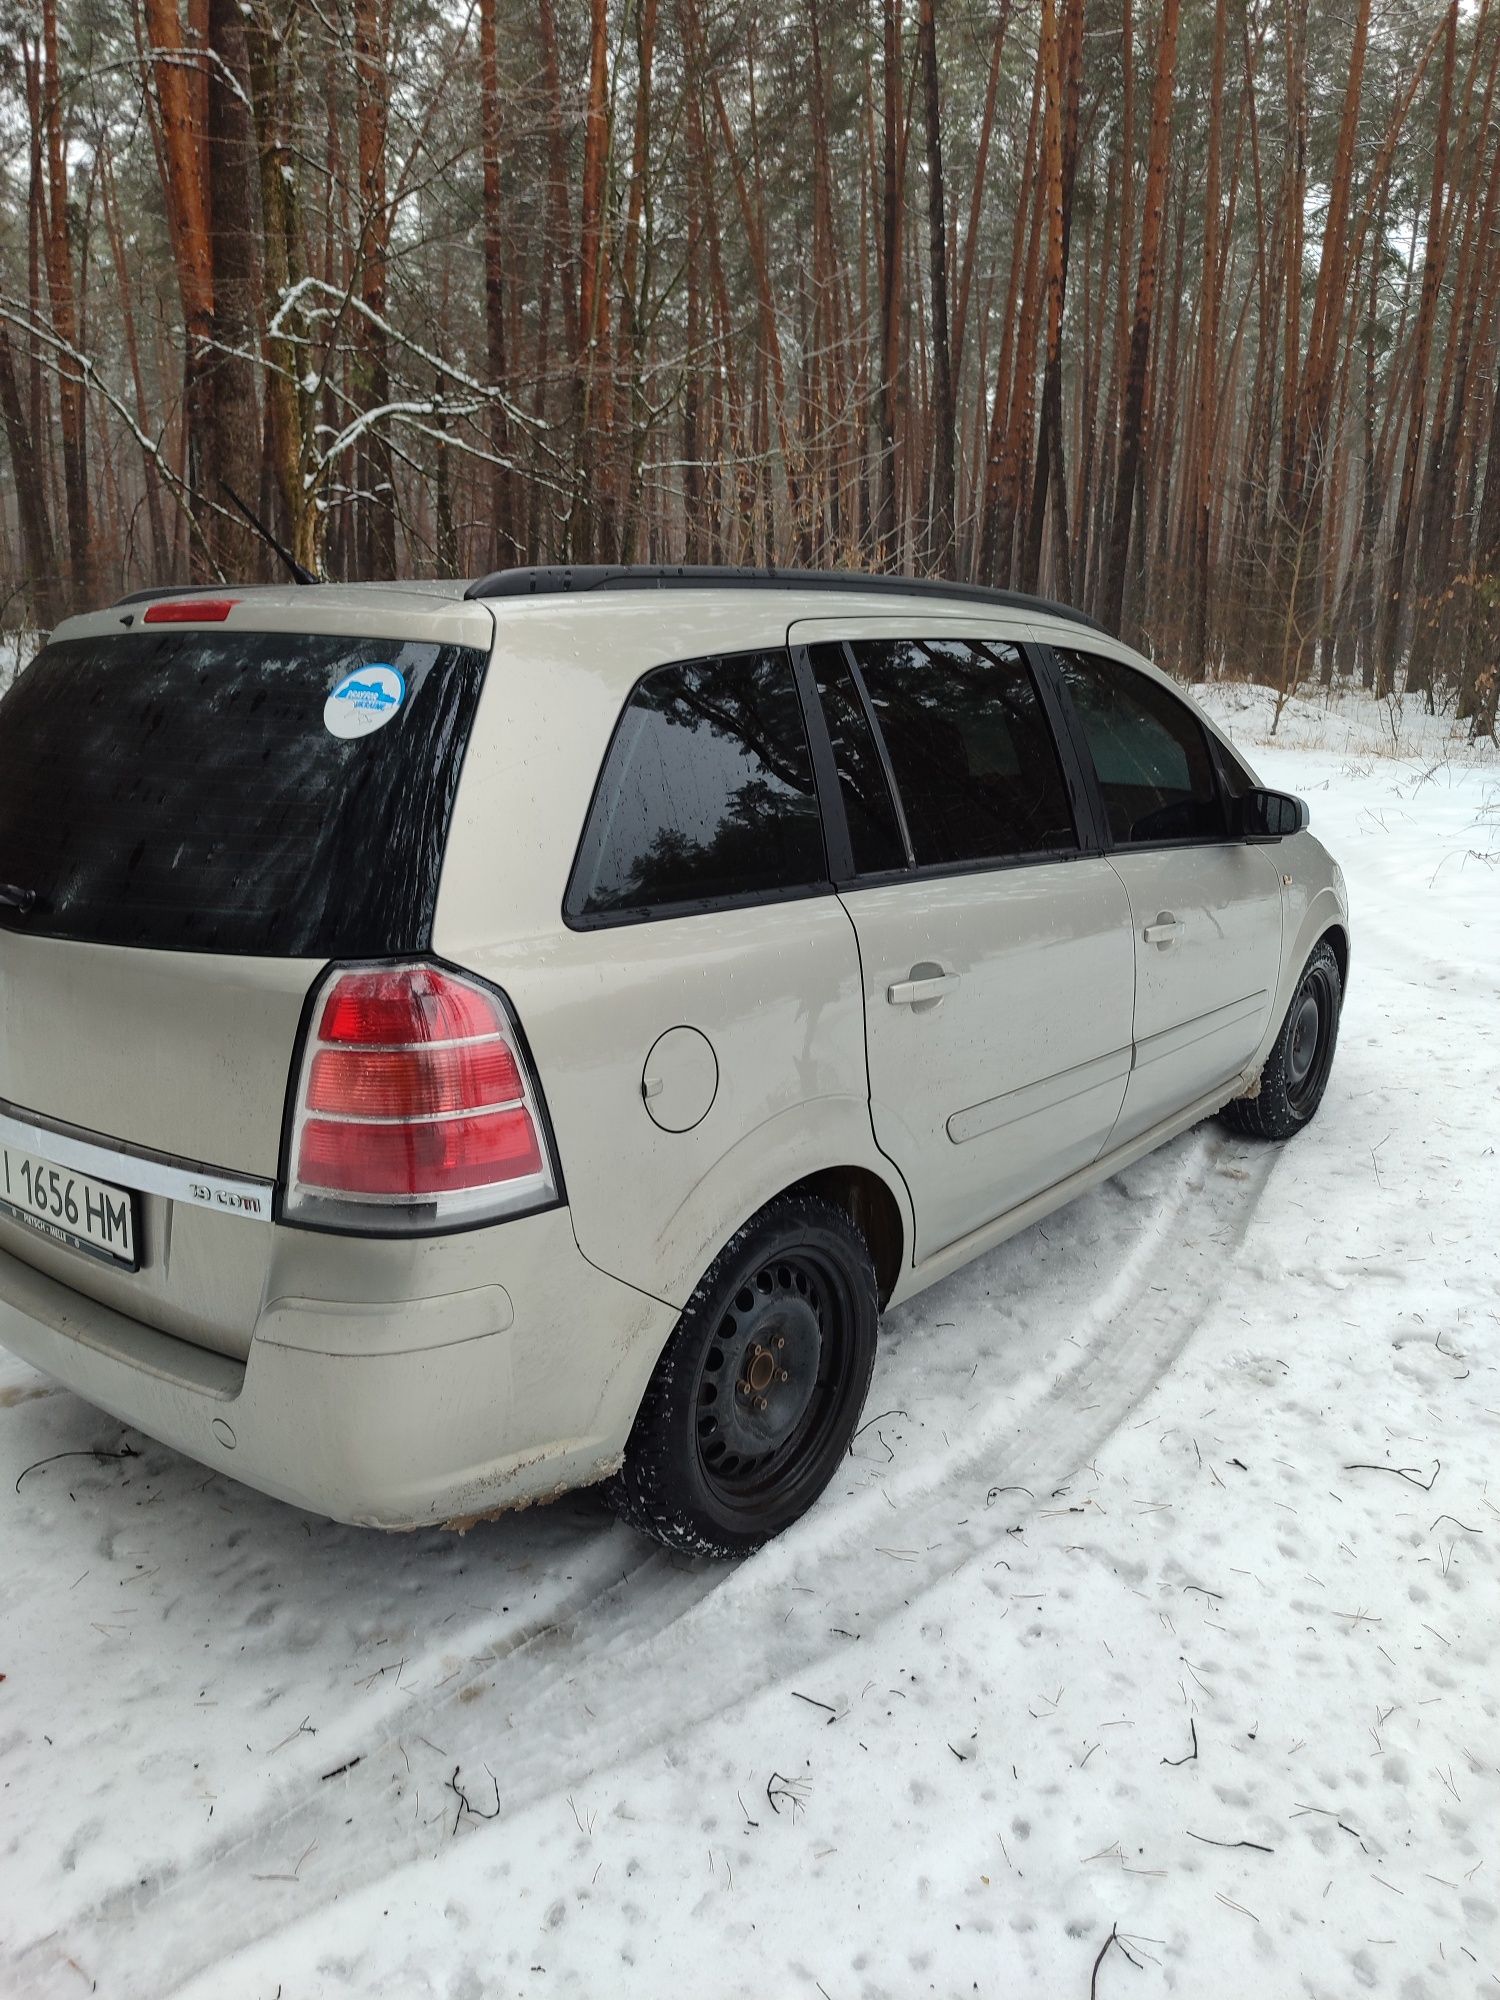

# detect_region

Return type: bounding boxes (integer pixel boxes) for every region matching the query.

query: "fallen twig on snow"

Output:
[1088,1924,1142,1995]
[1343,1459,1440,1490]
[1162,1719,1198,1767]
[852,1407,909,1440]
[791,1691,838,1723]
[448,1762,501,1835]
[14,1443,139,1493]
[1187,1830,1274,1853]
[766,1770,810,1819]
[1291,1803,1369,1852]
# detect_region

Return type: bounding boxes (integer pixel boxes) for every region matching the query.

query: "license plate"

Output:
[0,1145,139,1269]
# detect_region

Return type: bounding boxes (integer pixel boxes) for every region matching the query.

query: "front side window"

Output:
[849,638,1076,868]
[1052,648,1225,846]
[567,649,826,921]
[1209,729,1257,799]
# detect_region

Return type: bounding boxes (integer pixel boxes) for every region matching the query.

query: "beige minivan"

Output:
[0,567,1348,1554]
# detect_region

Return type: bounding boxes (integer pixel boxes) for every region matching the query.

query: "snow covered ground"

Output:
[1,682,1498,2000]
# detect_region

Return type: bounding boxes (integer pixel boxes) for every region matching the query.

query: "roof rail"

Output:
[463,564,1107,633]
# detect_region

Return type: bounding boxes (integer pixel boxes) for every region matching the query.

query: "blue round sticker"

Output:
[324,664,407,739]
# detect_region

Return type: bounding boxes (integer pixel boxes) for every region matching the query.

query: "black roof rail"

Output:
[463,564,1107,634]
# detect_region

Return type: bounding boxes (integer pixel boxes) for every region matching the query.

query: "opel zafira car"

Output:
[0,567,1348,1554]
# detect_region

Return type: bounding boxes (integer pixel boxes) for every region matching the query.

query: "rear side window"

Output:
[1053,648,1225,845]
[850,638,1076,867]
[806,644,907,874]
[566,649,827,922]
[0,630,486,956]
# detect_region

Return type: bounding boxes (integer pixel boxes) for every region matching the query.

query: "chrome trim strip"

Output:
[0,1101,275,1223]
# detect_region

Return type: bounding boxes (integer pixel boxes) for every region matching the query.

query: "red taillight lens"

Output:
[143,597,238,623]
[306,1042,523,1118]
[297,1109,542,1197]
[318,967,498,1046]
[285,963,558,1230]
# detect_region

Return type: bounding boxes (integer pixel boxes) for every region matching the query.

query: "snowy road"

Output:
[2,689,1497,1999]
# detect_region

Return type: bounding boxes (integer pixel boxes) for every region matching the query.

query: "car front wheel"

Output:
[1222,938,1342,1141]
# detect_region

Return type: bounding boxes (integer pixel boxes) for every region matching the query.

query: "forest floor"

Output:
[0,678,1498,2000]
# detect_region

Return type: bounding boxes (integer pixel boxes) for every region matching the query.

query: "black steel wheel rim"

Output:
[1285,961,1336,1113]
[694,1245,857,1517]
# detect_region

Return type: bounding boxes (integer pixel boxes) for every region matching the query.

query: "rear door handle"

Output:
[888,972,960,1006]
[1143,915,1185,946]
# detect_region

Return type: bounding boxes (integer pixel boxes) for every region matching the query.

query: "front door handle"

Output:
[1143,914,1185,947]
[888,970,960,1006]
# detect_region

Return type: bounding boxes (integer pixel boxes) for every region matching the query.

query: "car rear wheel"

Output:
[1221,939,1342,1141]
[607,1193,879,1557]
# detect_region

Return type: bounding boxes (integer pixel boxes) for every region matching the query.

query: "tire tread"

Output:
[607,1193,878,1557]
[1221,939,1341,1141]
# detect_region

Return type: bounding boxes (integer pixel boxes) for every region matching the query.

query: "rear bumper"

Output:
[0,1210,676,1528]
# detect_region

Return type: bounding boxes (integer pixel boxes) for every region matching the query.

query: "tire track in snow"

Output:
[10,1125,1278,2000]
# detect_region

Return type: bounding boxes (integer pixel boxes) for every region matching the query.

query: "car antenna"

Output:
[219,481,319,586]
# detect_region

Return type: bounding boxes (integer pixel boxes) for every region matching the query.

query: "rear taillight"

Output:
[283,963,559,1232]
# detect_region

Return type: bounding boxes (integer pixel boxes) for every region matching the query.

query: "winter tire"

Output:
[607,1193,880,1556]
[1221,938,1342,1141]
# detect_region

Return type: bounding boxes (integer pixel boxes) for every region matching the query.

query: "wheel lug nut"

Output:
[756,1396,768,1411]
[779,1369,789,1382]
[775,1337,785,1350]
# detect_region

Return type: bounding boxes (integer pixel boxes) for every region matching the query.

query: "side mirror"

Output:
[1234,787,1309,843]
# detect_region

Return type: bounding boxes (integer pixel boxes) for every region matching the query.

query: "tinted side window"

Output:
[850,638,1076,867]
[1209,730,1257,798]
[806,643,907,874]
[1054,649,1225,846]
[567,650,827,921]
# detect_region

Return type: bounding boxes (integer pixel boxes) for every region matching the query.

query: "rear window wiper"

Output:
[0,882,39,915]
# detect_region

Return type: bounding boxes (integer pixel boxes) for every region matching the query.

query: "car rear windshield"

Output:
[0,628,487,956]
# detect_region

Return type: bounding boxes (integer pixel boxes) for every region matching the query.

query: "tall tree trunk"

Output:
[0,320,59,623]
[575,0,614,559]
[700,15,809,561]
[617,0,660,562]
[205,0,261,577]
[1187,0,1229,672]
[40,0,91,601]
[97,130,169,581]
[1378,0,1458,696]
[142,0,215,575]
[479,0,513,563]
[354,0,396,575]
[247,0,318,573]
[978,56,1042,584]
[1276,0,1309,518]
[1022,0,1082,599]
[1459,353,1500,731]
[1101,0,1181,635]
[876,0,903,559]
[917,0,954,570]
[951,0,1012,405]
